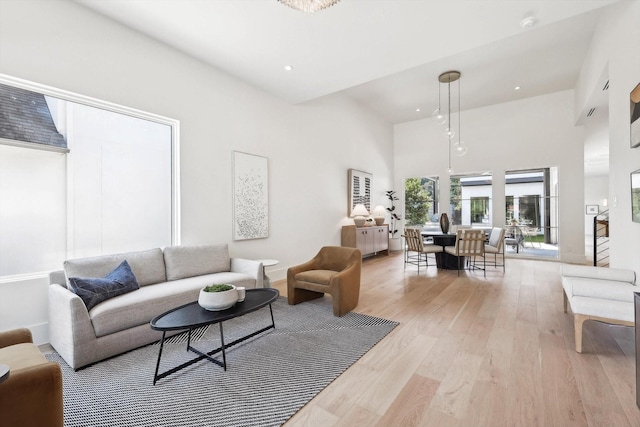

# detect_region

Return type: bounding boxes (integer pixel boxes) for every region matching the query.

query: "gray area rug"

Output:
[47,297,398,427]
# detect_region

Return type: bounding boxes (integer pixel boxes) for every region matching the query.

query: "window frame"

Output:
[0,73,181,274]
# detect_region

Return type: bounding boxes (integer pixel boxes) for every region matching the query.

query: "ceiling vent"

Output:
[587,107,596,118]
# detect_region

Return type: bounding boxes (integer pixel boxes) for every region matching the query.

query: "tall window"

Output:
[450,173,492,226]
[0,79,178,277]
[404,177,439,227]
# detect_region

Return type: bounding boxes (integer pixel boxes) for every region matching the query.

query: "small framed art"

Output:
[585,205,599,215]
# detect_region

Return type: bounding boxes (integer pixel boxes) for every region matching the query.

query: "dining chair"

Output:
[484,227,505,272]
[444,229,486,277]
[523,226,540,248]
[403,228,443,273]
[504,225,524,253]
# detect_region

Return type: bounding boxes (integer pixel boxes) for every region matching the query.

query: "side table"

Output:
[256,259,279,288]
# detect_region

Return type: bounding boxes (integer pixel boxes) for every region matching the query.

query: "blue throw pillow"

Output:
[68,260,140,311]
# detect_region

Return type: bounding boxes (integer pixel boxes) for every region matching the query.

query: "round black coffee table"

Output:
[150,288,279,385]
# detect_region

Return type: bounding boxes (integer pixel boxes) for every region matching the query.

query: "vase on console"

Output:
[439,213,450,234]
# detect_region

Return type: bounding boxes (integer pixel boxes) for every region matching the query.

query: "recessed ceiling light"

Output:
[284,65,293,71]
[514,86,521,91]
[416,108,421,112]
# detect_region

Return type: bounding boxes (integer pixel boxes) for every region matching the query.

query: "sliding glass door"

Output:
[504,168,558,258]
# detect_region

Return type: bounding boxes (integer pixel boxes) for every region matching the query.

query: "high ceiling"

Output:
[73,0,617,174]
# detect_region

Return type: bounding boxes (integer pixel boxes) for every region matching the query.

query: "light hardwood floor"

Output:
[273,252,639,427]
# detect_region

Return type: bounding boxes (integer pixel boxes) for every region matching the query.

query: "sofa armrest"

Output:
[0,328,33,349]
[230,258,263,288]
[49,269,67,287]
[561,264,636,285]
[48,283,97,369]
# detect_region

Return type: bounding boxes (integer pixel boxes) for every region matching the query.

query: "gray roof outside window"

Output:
[0,83,67,149]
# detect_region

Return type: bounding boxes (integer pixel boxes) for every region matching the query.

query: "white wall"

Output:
[584,175,608,236]
[395,90,586,263]
[575,0,640,273]
[0,0,394,342]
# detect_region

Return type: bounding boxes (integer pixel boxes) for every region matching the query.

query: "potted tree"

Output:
[385,190,403,251]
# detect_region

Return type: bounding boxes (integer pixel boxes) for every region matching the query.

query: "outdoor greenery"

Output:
[203,284,234,293]
[449,176,462,224]
[404,178,431,226]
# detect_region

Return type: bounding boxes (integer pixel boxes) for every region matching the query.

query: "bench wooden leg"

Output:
[574,314,587,353]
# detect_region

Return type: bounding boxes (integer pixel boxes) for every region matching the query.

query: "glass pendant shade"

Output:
[453,141,468,157]
[278,0,340,12]
[444,127,455,139]
[432,108,447,125]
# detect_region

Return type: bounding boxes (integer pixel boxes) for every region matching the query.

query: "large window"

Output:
[404,176,439,227]
[0,77,179,277]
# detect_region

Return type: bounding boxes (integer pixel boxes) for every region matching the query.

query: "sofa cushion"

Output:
[562,277,637,303]
[163,244,230,281]
[64,248,166,288]
[69,260,140,311]
[89,271,256,337]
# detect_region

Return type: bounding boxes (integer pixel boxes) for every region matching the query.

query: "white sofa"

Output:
[48,244,264,369]
[561,264,637,353]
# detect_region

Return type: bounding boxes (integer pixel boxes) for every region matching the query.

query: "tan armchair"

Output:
[287,246,362,317]
[0,328,63,427]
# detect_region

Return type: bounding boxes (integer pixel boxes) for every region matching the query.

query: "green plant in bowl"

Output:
[203,284,234,293]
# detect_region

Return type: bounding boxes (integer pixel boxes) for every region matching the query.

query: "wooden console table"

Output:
[341,225,389,257]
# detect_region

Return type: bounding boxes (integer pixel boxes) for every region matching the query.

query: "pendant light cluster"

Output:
[432,70,468,174]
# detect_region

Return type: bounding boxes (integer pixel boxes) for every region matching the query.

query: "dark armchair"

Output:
[287,246,362,316]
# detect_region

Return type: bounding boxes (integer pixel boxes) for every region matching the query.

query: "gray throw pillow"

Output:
[68,260,140,311]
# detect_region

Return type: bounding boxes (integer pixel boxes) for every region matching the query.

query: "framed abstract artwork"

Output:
[348,169,372,216]
[233,151,268,240]
[631,82,640,148]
